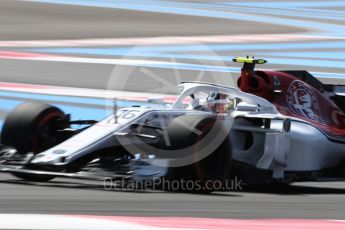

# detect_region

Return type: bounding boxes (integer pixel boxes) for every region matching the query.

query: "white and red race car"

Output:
[1,57,345,191]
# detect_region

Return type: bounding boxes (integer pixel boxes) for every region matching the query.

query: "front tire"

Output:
[1,101,67,181]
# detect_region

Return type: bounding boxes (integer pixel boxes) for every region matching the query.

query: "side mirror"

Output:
[147,97,164,104]
[236,102,258,112]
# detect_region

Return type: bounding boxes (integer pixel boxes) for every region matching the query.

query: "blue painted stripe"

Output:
[219,5,345,22]
[52,104,108,121]
[265,57,345,69]
[226,1,345,8]
[260,51,345,60]
[0,91,153,130]
[47,51,345,67]
[0,97,106,120]
[312,71,345,79]
[31,49,345,70]
[0,91,150,108]
[0,98,106,130]
[26,0,345,9]
[0,98,26,112]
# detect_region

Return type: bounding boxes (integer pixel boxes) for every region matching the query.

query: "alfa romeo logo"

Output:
[286,80,321,122]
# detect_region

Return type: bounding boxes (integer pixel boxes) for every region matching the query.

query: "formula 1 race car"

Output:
[1,57,345,191]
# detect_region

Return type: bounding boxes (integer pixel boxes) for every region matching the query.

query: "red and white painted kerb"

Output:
[1,215,345,230]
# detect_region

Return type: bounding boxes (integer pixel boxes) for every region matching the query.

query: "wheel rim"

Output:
[32,111,64,154]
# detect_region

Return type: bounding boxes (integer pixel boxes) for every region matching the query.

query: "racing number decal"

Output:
[116,110,142,122]
[105,110,142,125]
[119,110,140,120]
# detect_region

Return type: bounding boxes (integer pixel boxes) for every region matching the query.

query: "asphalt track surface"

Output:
[2,174,345,219]
[1,0,345,221]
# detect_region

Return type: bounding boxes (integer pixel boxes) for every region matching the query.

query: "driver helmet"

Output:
[205,92,229,113]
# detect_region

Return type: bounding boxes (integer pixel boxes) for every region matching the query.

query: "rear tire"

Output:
[1,101,67,181]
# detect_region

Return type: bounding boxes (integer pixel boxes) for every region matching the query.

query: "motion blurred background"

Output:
[0,0,345,223]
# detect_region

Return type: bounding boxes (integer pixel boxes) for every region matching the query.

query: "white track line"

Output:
[0,214,188,230]
[0,53,235,74]
[0,34,341,47]
[1,214,345,230]
[0,81,178,103]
